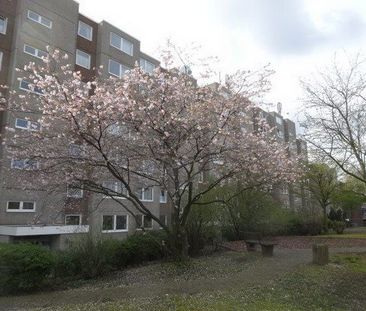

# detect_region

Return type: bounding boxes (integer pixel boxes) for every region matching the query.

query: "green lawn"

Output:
[29,252,366,311]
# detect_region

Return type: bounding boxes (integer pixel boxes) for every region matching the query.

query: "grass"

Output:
[333,252,366,272]
[27,251,366,311]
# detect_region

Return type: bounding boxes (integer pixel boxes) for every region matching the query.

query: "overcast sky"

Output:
[76,0,366,126]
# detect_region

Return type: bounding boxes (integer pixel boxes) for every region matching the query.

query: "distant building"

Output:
[0,0,165,248]
[258,109,309,210]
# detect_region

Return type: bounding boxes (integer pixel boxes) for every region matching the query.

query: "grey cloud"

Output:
[218,0,366,54]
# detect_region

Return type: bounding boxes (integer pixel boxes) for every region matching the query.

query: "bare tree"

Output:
[302,54,366,185]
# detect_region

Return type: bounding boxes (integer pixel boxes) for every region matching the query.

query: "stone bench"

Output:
[243,232,277,256]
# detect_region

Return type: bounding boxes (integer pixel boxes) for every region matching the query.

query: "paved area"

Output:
[1,246,366,311]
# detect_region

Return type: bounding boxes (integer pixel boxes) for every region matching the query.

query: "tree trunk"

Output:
[322,205,328,233]
[167,224,189,260]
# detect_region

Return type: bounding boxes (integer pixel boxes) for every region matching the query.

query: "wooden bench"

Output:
[243,231,277,257]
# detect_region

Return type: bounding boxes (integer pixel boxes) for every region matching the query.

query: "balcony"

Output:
[0,225,89,236]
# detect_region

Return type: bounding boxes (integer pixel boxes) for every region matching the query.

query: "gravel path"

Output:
[224,236,366,251]
[1,246,366,311]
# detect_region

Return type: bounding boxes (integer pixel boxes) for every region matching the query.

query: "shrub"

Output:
[332,221,346,234]
[56,231,167,279]
[59,234,121,279]
[0,243,55,294]
[120,231,166,265]
[287,217,323,236]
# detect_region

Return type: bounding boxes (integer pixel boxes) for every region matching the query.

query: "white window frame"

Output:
[23,44,48,60]
[78,20,93,41]
[0,51,3,71]
[15,118,41,131]
[198,171,204,183]
[65,214,82,225]
[110,32,133,56]
[19,79,44,95]
[66,185,83,198]
[27,10,52,29]
[76,49,91,69]
[137,187,154,202]
[0,16,8,34]
[136,214,153,230]
[15,118,29,130]
[140,58,156,74]
[108,59,130,78]
[102,214,128,233]
[160,190,167,203]
[102,181,127,199]
[6,201,36,213]
[11,159,39,170]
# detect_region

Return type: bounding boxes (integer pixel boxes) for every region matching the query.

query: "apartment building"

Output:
[263,109,308,210]
[0,0,166,249]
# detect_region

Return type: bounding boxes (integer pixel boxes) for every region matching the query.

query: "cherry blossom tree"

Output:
[3,47,300,258]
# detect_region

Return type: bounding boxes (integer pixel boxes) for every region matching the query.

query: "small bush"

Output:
[332,221,346,234]
[58,235,121,279]
[121,231,166,265]
[0,243,55,294]
[286,216,322,236]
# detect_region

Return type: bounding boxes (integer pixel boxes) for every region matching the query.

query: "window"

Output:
[15,118,28,129]
[0,16,7,34]
[27,10,52,28]
[110,32,133,56]
[143,215,152,229]
[7,201,35,212]
[116,215,127,230]
[102,181,127,198]
[137,187,153,202]
[160,190,167,203]
[107,123,121,135]
[65,214,82,225]
[15,118,41,131]
[102,215,128,232]
[69,144,83,158]
[135,214,153,229]
[159,215,168,227]
[282,185,289,195]
[108,59,130,78]
[67,185,83,198]
[277,129,284,139]
[24,44,48,59]
[198,171,204,183]
[78,20,93,40]
[140,58,156,74]
[19,80,43,95]
[106,123,131,136]
[0,51,3,71]
[76,49,91,69]
[11,159,39,170]
[276,116,283,124]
